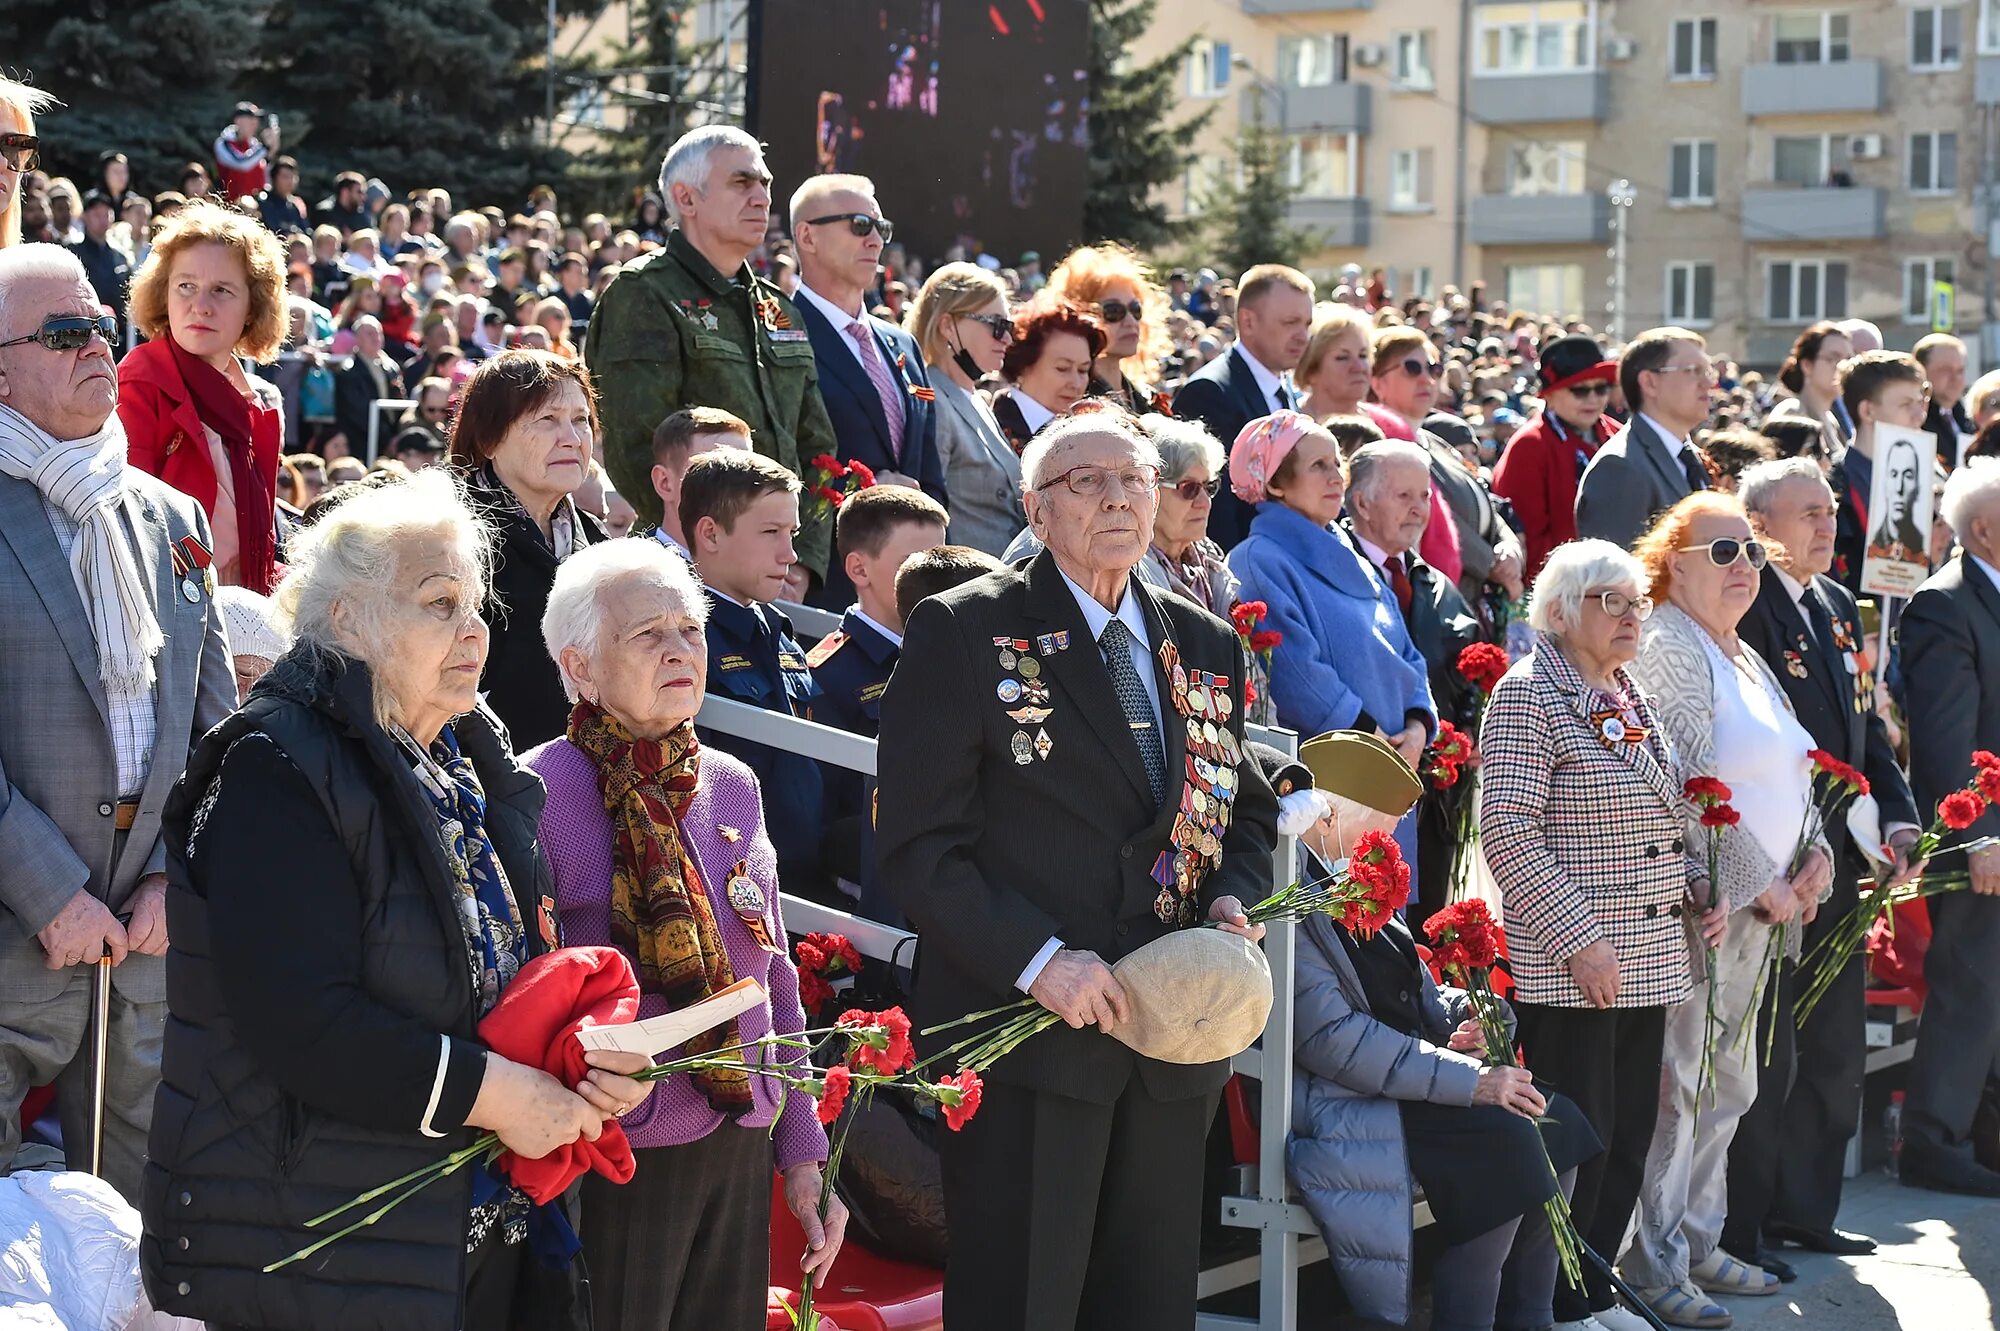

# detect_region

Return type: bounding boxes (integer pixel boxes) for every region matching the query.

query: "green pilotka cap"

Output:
[1299,730,1423,818]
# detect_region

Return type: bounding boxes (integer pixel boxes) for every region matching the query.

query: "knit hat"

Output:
[215,586,290,663]
[1107,928,1273,1065]
[1538,334,1616,394]
[1229,410,1321,504]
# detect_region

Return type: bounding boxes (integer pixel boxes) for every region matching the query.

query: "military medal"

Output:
[1035,728,1053,760]
[1011,730,1034,765]
[725,861,779,951]
[1023,680,1050,705]
[172,534,214,604]
[997,679,1023,703]
[1006,706,1052,724]
[1215,690,1232,719]
[1783,648,1808,679]
[998,648,1017,670]
[1017,655,1041,679]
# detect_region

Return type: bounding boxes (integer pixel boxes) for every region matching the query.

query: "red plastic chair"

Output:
[1223,1074,1259,1166]
[765,1174,944,1331]
[1867,897,1932,1012]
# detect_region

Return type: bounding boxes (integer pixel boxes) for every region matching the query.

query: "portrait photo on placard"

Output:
[1859,423,1936,598]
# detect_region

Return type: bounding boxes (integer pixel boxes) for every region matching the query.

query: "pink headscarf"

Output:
[1229,410,1322,503]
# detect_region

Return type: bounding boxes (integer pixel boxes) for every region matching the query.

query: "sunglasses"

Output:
[1569,381,1614,398]
[0,133,38,173]
[1678,537,1769,571]
[0,314,117,353]
[805,212,894,243]
[1164,476,1222,501]
[1399,357,1443,379]
[960,313,1014,341]
[1098,299,1144,325]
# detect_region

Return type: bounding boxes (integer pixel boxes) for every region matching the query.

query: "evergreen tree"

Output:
[1203,107,1317,275]
[0,0,267,192]
[1082,0,1211,252]
[570,0,724,219]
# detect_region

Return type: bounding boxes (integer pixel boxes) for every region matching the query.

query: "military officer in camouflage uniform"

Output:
[585,125,838,581]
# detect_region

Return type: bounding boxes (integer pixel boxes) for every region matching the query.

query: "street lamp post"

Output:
[1230,54,1288,139]
[1607,178,1636,341]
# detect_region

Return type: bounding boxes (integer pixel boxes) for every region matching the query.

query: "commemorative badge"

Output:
[725,860,779,951]
[1011,730,1034,765]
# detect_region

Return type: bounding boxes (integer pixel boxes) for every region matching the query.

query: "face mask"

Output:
[421,273,444,295]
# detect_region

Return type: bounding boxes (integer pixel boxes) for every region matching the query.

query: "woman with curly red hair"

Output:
[989,300,1103,454]
[1045,243,1171,416]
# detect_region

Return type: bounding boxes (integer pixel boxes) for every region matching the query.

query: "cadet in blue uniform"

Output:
[680,450,828,897]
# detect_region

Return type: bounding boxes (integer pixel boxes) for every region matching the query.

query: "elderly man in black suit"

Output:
[1728,458,1923,1266]
[876,408,1279,1331]
[1172,264,1314,552]
[1574,326,1713,550]
[1900,456,2000,1196]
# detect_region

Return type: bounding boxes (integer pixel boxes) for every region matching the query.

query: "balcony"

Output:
[1245,81,1372,134]
[1981,56,2000,105]
[1242,0,1370,10]
[1741,59,1884,116]
[1288,197,1371,249]
[1467,193,1610,246]
[1740,186,1885,241]
[1467,69,1609,123]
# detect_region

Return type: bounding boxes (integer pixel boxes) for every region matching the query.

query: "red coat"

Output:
[1490,410,1616,579]
[117,338,282,595]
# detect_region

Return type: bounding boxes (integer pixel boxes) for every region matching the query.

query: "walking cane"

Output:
[86,912,131,1180]
[1579,1240,1674,1331]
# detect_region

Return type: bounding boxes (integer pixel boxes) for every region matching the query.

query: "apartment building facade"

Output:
[1138,0,1997,365]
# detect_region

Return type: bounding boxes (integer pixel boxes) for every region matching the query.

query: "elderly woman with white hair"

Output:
[1480,538,1713,1331]
[524,537,841,1331]
[1140,414,1241,615]
[146,469,654,1331]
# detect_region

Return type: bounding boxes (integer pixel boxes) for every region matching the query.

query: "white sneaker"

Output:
[1595,1307,1666,1331]
[1553,1319,1610,1331]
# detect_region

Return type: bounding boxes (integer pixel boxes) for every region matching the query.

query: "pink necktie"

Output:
[849,320,907,464]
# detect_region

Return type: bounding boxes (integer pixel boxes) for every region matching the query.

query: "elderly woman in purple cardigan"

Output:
[525,538,846,1331]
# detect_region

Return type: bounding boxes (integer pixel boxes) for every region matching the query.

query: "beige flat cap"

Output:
[1107,928,1273,1065]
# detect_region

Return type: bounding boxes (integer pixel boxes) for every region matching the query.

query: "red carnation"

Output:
[815,1065,852,1125]
[1978,767,2000,807]
[1428,760,1461,790]
[1974,750,2000,772]
[1248,630,1283,653]
[1230,600,1269,630]
[846,460,878,489]
[1682,775,1733,806]
[1424,899,1501,971]
[1245,678,1259,706]
[1699,804,1741,829]
[807,932,863,975]
[839,1006,915,1075]
[817,485,846,509]
[1457,643,1509,694]
[1433,721,1475,765]
[808,453,847,478]
[799,967,833,1014]
[795,940,827,972]
[1941,790,1986,831]
[1348,830,1401,889]
[935,1069,984,1131]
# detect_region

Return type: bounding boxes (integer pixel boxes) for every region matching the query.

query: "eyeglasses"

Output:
[1036,463,1161,497]
[1570,381,1614,398]
[1164,476,1222,501]
[0,133,38,174]
[959,313,1014,341]
[1593,590,1655,621]
[1098,299,1144,325]
[804,212,894,243]
[1399,357,1443,379]
[0,314,117,353]
[1652,360,1716,383]
[1678,537,1769,570]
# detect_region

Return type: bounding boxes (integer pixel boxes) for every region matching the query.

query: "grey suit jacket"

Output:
[0,469,234,1002]
[931,373,1026,559]
[1573,414,1695,551]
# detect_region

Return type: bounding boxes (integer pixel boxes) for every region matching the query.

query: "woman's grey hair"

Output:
[1344,439,1434,505]
[0,244,91,332]
[1528,538,1648,634]
[543,539,708,702]
[1021,414,1164,492]
[1941,456,2000,540]
[1738,457,1832,518]
[275,468,491,731]
[658,126,765,223]
[1138,414,1223,484]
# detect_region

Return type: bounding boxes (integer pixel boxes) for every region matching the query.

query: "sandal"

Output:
[1634,1281,1733,1329]
[1690,1248,1781,1296]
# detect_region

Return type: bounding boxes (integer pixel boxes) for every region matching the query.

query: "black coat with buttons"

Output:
[140,650,582,1331]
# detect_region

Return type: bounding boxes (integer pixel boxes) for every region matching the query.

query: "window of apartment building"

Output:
[1767,259,1849,321]
[1507,265,1586,318]
[1287,133,1359,198]
[1508,140,1588,196]
[1909,130,1959,193]
[1911,6,1964,68]
[1407,266,1436,300]
[1187,39,1231,97]
[1665,262,1716,326]
[1280,33,1348,87]
[1182,154,1229,214]
[1773,11,1850,63]
[1670,140,1717,204]
[1905,256,1957,322]
[1477,2,1597,75]
[1671,17,1719,79]
[1393,30,1437,90]
[1773,134,1852,187]
[1984,0,2000,53]
[1390,148,1436,211]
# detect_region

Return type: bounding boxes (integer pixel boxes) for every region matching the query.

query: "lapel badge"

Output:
[719,825,742,843]
[1034,728,1053,761]
[1011,730,1034,765]
[997,678,1023,703]
[1036,633,1055,655]
[1006,706,1053,724]
[726,860,778,951]
[1783,649,1808,679]
[1022,680,1051,705]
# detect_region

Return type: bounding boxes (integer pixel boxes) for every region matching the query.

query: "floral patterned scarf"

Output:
[408,723,527,1018]
[566,700,752,1113]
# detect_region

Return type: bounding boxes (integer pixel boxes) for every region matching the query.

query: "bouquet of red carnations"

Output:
[1682,777,1738,1106]
[1230,600,1281,726]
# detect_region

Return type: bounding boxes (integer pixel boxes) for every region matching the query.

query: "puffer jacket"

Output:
[1286,904,1488,1326]
[140,649,579,1331]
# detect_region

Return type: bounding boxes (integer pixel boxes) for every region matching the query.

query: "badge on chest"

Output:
[725,860,781,953]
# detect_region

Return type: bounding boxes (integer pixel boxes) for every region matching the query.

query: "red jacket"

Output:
[117,338,282,595]
[1490,410,1616,580]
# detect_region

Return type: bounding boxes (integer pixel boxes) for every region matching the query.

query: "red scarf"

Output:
[167,336,277,593]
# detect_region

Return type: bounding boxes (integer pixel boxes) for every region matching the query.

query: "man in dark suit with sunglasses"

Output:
[1172,264,1315,552]
[788,173,944,609]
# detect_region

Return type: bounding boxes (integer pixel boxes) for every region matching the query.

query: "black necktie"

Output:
[1801,588,1841,664]
[1275,382,1295,411]
[1679,446,1710,493]
[1099,619,1167,807]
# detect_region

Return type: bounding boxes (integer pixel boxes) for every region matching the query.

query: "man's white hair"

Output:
[788,173,876,233]
[1020,414,1164,492]
[1837,319,1884,353]
[658,126,766,224]
[0,244,91,335]
[1344,439,1433,505]
[1528,538,1649,634]
[1738,457,1832,518]
[543,539,708,702]
[1940,456,2000,542]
